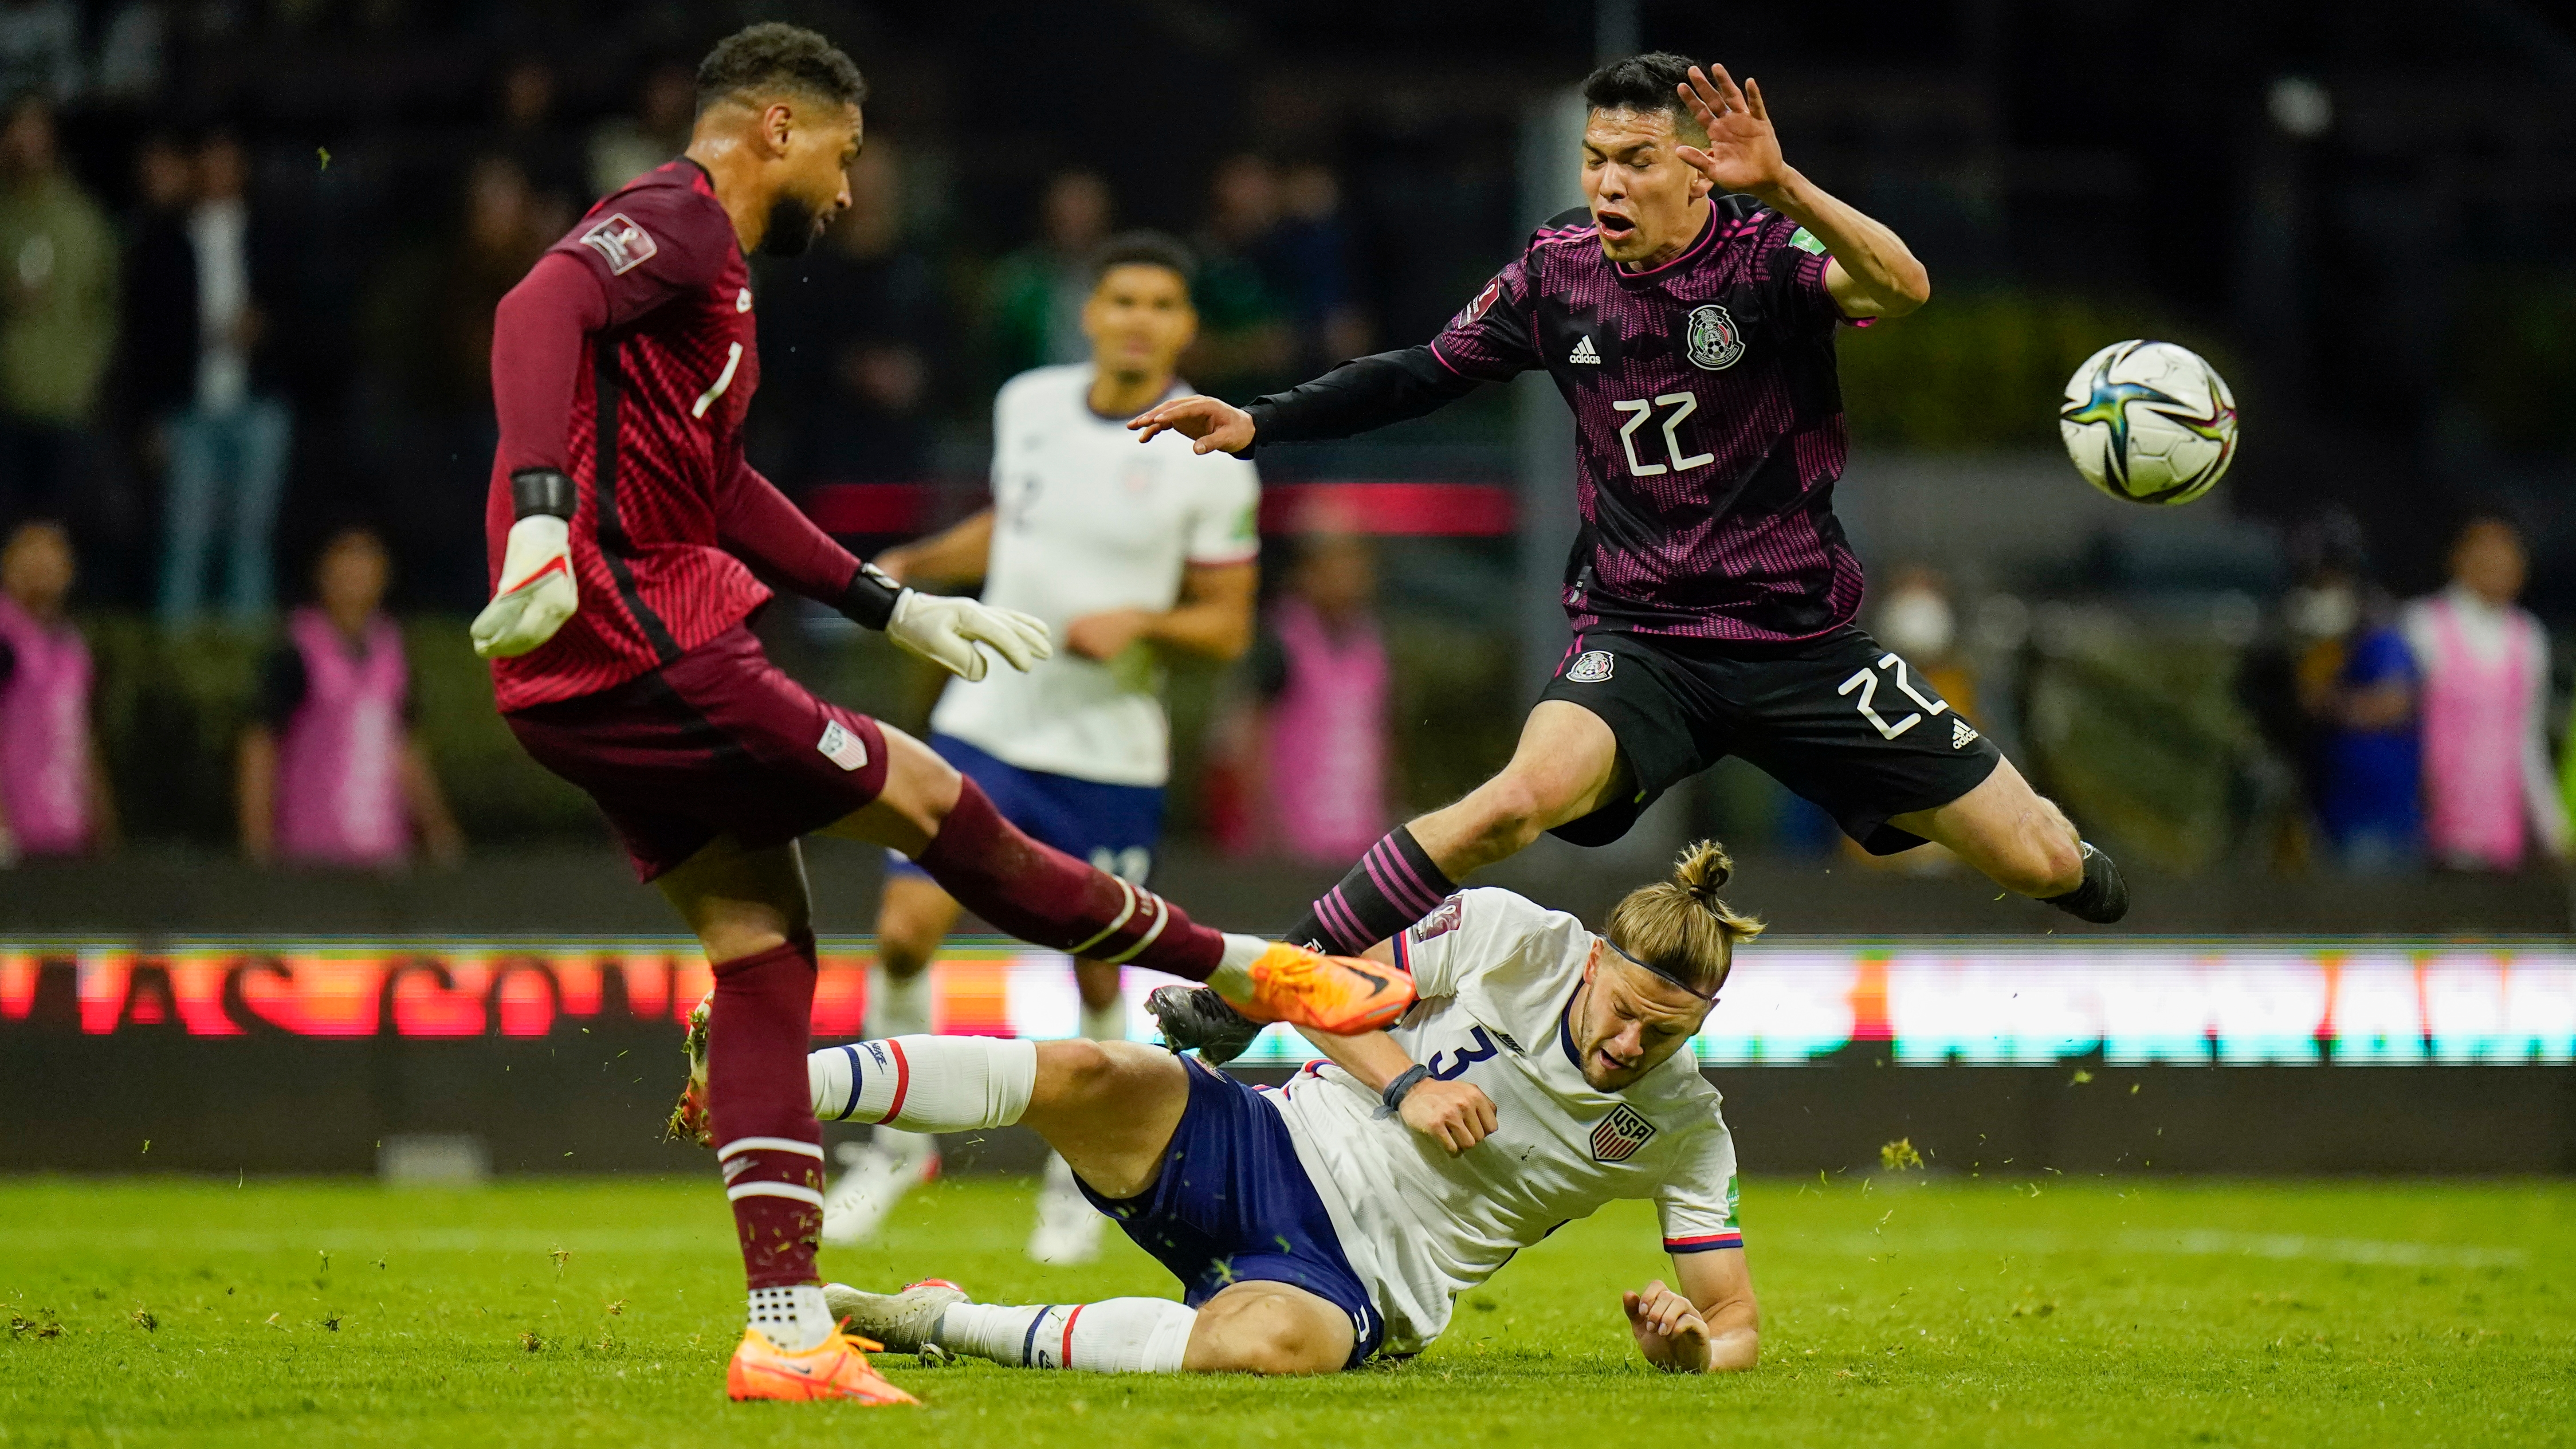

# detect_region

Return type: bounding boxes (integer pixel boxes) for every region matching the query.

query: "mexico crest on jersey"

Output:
[1566,649,1615,683]
[1591,1103,1657,1162]
[1684,303,1745,371]
[580,213,657,275]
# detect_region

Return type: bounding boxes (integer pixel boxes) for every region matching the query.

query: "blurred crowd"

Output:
[0,46,1371,616]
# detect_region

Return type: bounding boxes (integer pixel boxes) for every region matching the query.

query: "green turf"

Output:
[2,1173,2569,1447]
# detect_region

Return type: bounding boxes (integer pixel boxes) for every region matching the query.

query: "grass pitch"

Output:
[2,1172,2569,1447]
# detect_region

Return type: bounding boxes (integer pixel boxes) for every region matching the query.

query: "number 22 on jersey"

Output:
[1611,393,1713,477]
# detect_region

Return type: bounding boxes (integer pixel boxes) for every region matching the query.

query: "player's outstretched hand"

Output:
[1672,64,1790,199]
[1623,1279,1713,1372]
[471,514,578,659]
[1128,394,1255,456]
[1399,1078,1499,1156]
[887,589,1053,683]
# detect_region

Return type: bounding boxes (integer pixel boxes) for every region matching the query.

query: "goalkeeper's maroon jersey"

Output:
[484,160,773,711]
[1249,197,1864,644]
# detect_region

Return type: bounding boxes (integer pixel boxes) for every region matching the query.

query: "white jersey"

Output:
[1268,888,1743,1355]
[928,365,1261,787]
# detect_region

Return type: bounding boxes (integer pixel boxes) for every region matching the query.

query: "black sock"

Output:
[1284,825,1459,954]
[2042,842,2129,924]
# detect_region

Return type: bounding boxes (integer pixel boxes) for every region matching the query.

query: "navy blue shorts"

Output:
[887,734,1164,886]
[1077,1059,1385,1367]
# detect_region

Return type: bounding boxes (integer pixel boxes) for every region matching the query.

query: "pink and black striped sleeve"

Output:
[1240,243,1540,447]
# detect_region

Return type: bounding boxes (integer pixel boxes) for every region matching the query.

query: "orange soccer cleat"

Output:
[1229,941,1416,1035]
[663,992,713,1147]
[726,1325,920,1405]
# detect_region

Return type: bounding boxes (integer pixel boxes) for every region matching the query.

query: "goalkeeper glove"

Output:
[841,561,1050,682]
[471,470,580,659]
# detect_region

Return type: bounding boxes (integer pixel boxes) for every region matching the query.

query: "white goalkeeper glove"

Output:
[886,587,1052,682]
[471,514,578,659]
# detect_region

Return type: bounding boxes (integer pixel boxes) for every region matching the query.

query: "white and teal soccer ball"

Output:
[2058,339,2239,505]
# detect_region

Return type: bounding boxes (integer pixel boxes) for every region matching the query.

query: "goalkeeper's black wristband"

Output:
[836,561,906,632]
[510,468,577,521]
[1377,1064,1431,1119]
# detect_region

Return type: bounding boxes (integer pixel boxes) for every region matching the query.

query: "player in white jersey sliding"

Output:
[790,843,1761,1375]
[830,231,1262,1262]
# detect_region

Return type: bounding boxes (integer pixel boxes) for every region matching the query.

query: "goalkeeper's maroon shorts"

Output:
[504,624,891,881]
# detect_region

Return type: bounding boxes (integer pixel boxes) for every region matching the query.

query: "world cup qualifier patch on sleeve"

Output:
[1565,649,1615,683]
[1410,895,1466,943]
[817,720,871,772]
[579,213,657,274]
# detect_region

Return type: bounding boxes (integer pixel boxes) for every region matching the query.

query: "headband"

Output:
[1602,935,1719,1002]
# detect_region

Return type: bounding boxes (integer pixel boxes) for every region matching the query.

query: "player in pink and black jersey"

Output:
[1137,55,2126,1057]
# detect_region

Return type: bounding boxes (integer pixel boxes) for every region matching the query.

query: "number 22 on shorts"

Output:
[1838,653,1947,739]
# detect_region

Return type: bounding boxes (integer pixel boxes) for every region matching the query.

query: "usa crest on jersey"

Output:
[1591,1103,1657,1162]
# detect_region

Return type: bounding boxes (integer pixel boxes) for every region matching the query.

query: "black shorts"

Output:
[1536,625,2002,855]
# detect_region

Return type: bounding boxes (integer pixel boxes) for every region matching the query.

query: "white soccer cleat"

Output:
[1026,1154,1104,1265]
[820,1135,940,1245]
[821,1279,968,1360]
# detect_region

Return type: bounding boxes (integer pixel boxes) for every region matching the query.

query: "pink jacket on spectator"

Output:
[1265,597,1390,865]
[0,593,94,856]
[2406,586,2565,870]
[275,606,410,867]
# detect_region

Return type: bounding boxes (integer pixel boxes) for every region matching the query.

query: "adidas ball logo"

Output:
[1568,336,1601,364]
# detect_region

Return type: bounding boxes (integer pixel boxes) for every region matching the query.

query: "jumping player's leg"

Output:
[1288,701,1628,954]
[1888,757,2126,921]
[1886,756,2082,897]
[824,724,1409,1033]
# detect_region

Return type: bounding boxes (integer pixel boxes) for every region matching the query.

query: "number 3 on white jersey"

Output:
[1838,653,1948,739]
[1611,393,1716,477]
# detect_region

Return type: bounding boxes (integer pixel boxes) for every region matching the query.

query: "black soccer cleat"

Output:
[2042,841,2129,924]
[1145,984,1264,1066]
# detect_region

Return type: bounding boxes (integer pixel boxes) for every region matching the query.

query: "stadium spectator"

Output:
[0,1,79,105]
[757,138,944,486]
[1272,161,1369,375]
[0,95,113,532]
[1186,154,1293,397]
[587,59,696,199]
[0,518,113,861]
[2267,519,2422,872]
[153,128,291,625]
[360,155,551,603]
[486,56,581,232]
[2402,512,2564,873]
[985,168,1114,378]
[1247,530,1391,865]
[236,525,460,871]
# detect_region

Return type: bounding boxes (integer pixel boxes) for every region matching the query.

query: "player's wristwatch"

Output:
[1377,1064,1431,1119]
[836,561,906,631]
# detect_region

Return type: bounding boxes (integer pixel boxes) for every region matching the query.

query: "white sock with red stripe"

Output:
[935,1297,1196,1372]
[807,1036,1037,1131]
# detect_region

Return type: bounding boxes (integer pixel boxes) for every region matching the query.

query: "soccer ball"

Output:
[2058,339,2239,505]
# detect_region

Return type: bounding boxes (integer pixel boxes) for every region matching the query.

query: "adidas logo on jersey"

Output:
[1951,717,1980,750]
[1568,335,1601,364]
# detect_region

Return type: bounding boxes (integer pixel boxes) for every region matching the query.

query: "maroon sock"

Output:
[707,935,823,1291]
[915,777,1223,981]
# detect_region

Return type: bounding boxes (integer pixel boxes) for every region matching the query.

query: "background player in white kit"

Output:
[829,232,1261,1261]
[787,844,1762,1374]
